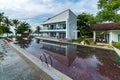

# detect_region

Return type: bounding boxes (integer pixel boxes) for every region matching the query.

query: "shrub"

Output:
[116,42,120,49]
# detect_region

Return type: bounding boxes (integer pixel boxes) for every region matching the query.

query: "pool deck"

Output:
[0,39,42,80]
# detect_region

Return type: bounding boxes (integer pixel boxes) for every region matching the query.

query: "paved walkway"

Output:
[0,39,42,80]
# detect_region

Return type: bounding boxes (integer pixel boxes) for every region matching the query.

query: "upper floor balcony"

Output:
[42,23,66,30]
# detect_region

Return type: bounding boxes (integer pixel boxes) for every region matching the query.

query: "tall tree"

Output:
[0,12,5,35]
[97,0,120,22]
[4,17,12,37]
[35,26,41,36]
[77,13,97,37]
[28,28,33,35]
[0,26,3,35]
[0,12,5,25]
[12,19,20,37]
[16,22,31,34]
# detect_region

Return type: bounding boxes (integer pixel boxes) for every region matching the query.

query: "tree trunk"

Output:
[7,33,8,37]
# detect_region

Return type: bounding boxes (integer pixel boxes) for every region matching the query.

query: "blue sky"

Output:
[0,0,98,30]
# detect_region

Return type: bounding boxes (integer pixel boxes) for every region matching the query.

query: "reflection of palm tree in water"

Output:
[39,53,53,66]
[16,37,32,49]
[36,39,40,44]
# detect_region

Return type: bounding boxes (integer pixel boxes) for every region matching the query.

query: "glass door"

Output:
[118,34,120,42]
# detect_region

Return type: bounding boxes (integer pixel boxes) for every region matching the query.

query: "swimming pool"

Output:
[16,38,120,80]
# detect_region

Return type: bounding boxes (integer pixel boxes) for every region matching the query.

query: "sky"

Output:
[0,0,98,30]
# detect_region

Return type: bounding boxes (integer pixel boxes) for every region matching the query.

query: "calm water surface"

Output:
[16,38,120,80]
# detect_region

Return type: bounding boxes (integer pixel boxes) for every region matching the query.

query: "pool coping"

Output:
[113,46,120,57]
[35,37,114,51]
[5,40,72,80]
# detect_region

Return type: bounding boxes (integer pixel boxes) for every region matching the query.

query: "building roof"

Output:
[42,9,76,24]
[90,22,120,31]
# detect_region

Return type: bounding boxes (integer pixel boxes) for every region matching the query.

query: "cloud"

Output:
[0,0,98,27]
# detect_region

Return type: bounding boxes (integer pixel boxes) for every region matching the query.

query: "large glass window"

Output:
[58,24,66,29]
[118,34,120,42]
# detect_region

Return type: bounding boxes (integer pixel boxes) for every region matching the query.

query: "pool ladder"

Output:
[39,53,52,66]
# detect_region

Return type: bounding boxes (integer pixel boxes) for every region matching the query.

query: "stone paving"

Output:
[0,39,42,80]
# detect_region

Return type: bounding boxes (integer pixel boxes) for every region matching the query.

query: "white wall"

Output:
[66,10,77,39]
[43,10,69,24]
[109,30,120,44]
[42,9,77,40]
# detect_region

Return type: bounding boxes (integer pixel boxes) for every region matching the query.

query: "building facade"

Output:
[40,9,78,40]
[90,22,120,44]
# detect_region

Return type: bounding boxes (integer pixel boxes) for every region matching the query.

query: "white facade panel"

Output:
[43,10,69,24]
[109,30,120,44]
[41,9,78,40]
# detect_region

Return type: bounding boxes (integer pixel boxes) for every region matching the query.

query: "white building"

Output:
[40,9,78,40]
[90,22,120,44]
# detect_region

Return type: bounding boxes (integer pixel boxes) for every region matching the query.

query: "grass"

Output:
[72,38,112,49]
[91,44,113,48]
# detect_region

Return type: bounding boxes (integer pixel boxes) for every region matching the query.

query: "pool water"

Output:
[16,38,120,80]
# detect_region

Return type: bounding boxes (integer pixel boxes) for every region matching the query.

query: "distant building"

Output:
[22,31,29,37]
[90,22,120,44]
[40,9,78,40]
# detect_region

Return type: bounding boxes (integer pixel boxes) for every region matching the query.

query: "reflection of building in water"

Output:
[41,41,77,66]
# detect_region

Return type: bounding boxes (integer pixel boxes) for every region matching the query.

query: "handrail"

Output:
[43,53,48,65]
[39,54,44,62]
[47,56,52,66]
[39,53,53,67]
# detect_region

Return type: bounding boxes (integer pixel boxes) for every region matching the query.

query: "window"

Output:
[118,34,120,42]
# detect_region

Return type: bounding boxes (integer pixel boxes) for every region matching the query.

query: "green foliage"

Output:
[28,29,33,34]
[115,42,120,49]
[97,0,120,22]
[12,19,20,27]
[35,26,41,33]
[113,14,120,22]
[72,37,90,45]
[0,26,3,35]
[4,17,12,26]
[0,12,13,36]
[16,22,31,34]
[77,13,97,36]
[96,10,115,22]
[12,19,20,37]
[72,38,83,43]
[0,12,5,25]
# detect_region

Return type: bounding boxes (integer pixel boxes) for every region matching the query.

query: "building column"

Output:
[74,31,78,39]
[56,32,59,39]
[93,31,96,42]
[66,19,69,39]
[48,25,50,30]
[56,24,59,29]
[109,32,112,44]
[48,32,50,37]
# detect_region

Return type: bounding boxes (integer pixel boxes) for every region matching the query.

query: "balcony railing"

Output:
[48,27,66,30]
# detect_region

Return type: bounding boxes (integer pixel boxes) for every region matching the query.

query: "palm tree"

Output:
[12,19,20,37]
[0,12,5,26]
[16,22,31,35]
[0,27,3,35]
[36,26,41,36]
[4,17,12,37]
[28,28,33,35]
[0,12,5,35]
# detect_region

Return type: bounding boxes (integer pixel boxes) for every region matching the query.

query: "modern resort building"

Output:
[40,9,78,40]
[90,22,120,44]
